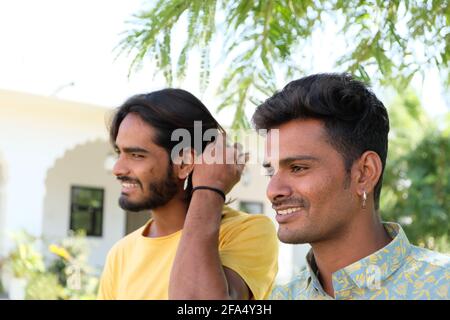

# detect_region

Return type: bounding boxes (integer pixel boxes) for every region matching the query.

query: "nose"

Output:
[112,155,129,177]
[267,172,293,203]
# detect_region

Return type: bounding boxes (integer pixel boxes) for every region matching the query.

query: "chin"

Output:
[119,196,149,212]
[278,228,311,244]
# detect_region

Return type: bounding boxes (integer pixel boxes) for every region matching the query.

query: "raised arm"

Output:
[168,136,250,299]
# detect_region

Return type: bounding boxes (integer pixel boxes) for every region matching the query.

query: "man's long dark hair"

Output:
[252,73,389,209]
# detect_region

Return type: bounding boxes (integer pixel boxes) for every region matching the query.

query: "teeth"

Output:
[122,183,138,188]
[277,207,302,215]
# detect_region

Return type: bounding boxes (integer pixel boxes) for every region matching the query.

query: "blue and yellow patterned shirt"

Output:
[271,222,449,300]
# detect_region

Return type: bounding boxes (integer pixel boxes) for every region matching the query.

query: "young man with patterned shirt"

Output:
[252,73,449,300]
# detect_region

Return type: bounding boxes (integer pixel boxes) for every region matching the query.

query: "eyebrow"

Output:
[263,155,319,168]
[114,145,150,154]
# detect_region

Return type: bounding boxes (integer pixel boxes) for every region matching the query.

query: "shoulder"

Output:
[405,245,450,280]
[219,206,277,245]
[106,224,147,261]
[408,245,450,269]
[218,206,278,255]
[220,205,276,232]
[399,246,450,298]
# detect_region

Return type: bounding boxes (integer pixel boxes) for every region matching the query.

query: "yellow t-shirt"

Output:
[97,206,278,300]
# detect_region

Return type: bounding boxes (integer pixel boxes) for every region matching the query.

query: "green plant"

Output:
[48,230,99,300]
[382,132,450,253]
[26,272,64,300]
[6,230,45,279]
[119,0,449,128]
[381,91,450,253]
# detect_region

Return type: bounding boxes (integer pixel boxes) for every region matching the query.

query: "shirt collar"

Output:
[305,250,322,291]
[305,222,411,291]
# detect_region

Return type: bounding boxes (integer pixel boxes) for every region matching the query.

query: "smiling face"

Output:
[112,113,179,211]
[265,118,360,244]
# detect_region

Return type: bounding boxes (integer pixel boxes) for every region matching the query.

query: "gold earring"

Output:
[362,191,367,209]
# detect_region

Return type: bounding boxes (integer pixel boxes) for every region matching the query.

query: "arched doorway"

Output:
[42,139,124,269]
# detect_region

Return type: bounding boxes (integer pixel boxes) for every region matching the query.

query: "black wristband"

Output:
[191,186,226,202]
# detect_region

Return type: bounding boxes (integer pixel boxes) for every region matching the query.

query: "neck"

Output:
[146,192,188,238]
[310,209,392,297]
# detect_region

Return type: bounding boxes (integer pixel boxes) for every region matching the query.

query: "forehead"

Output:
[115,113,156,147]
[265,118,333,161]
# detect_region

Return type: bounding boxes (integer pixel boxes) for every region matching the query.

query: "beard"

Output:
[118,164,179,212]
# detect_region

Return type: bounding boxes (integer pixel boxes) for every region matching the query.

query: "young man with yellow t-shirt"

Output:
[97,89,278,300]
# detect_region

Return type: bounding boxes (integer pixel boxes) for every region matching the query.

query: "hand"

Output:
[191,133,249,195]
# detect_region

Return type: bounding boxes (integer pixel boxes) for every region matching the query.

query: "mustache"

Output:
[117,176,142,187]
[271,198,309,209]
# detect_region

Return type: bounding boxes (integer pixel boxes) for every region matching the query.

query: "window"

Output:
[239,201,264,214]
[70,186,104,237]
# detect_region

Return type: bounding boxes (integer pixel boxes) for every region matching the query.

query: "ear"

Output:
[352,151,383,197]
[174,147,196,180]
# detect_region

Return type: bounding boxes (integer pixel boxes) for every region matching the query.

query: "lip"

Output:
[274,206,304,224]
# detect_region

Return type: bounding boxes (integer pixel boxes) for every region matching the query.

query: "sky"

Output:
[0,0,448,126]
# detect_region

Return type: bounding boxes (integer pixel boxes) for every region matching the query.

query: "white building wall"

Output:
[0,89,112,257]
